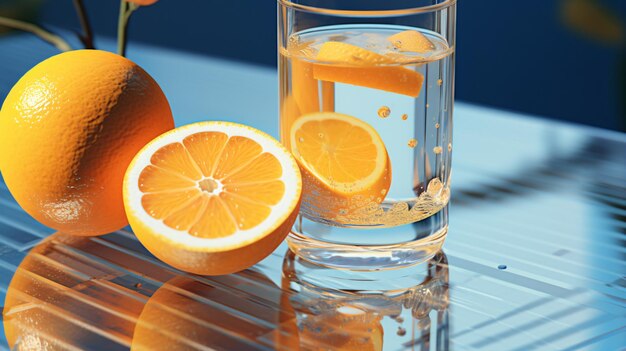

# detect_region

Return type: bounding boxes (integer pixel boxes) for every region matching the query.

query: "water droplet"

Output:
[498,264,507,270]
[437,79,443,86]
[134,283,142,289]
[426,103,430,108]
[401,113,408,121]
[298,137,304,143]
[397,327,406,336]
[395,316,404,323]
[435,123,440,129]
[448,143,452,152]
[393,40,403,49]
[433,146,442,154]
[378,106,391,118]
[407,138,417,148]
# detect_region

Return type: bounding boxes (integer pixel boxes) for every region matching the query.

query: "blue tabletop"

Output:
[0,33,625,350]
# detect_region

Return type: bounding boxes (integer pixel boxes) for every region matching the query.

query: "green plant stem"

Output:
[0,16,72,51]
[117,1,138,57]
[72,0,94,49]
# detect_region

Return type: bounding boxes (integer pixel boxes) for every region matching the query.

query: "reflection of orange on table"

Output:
[299,305,384,351]
[131,272,299,350]
[3,233,145,350]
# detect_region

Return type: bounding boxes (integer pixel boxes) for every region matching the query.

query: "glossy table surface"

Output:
[0,33,625,350]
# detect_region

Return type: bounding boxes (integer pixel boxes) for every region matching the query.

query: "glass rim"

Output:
[277,0,456,16]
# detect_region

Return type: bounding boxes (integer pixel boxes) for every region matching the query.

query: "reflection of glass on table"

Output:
[282,249,450,350]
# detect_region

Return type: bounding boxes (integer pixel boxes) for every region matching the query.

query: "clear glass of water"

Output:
[279,0,456,270]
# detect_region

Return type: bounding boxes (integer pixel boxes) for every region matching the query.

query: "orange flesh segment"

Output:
[220,192,271,230]
[313,41,424,97]
[189,196,236,238]
[388,30,435,53]
[139,165,196,193]
[223,153,283,184]
[182,132,228,177]
[213,136,263,179]
[149,142,203,180]
[223,180,285,206]
[137,132,285,238]
[141,189,200,219]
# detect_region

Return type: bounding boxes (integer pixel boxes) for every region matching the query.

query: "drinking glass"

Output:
[278,0,456,270]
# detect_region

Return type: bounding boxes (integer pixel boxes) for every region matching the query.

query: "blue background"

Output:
[1,0,626,131]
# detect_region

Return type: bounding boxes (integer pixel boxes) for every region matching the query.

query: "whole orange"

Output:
[0,50,174,236]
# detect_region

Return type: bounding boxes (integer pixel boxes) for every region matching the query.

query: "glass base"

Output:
[282,249,448,292]
[287,210,448,271]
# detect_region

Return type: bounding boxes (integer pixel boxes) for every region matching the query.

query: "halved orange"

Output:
[313,41,424,97]
[290,112,391,222]
[123,122,302,275]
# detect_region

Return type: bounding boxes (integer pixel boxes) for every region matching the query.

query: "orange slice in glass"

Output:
[290,112,391,221]
[388,30,435,53]
[123,122,302,275]
[313,41,424,97]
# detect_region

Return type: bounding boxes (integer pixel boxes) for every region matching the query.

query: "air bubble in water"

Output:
[401,114,408,121]
[397,327,406,336]
[448,143,452,152]
[433,146,442,154]
[298,137,304,143]
[318,133,324,138]
[407,139,417,148]
[378,106,391,118]
[437,79,443,86]
[426,178,443,197]
[435,123,440,129]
